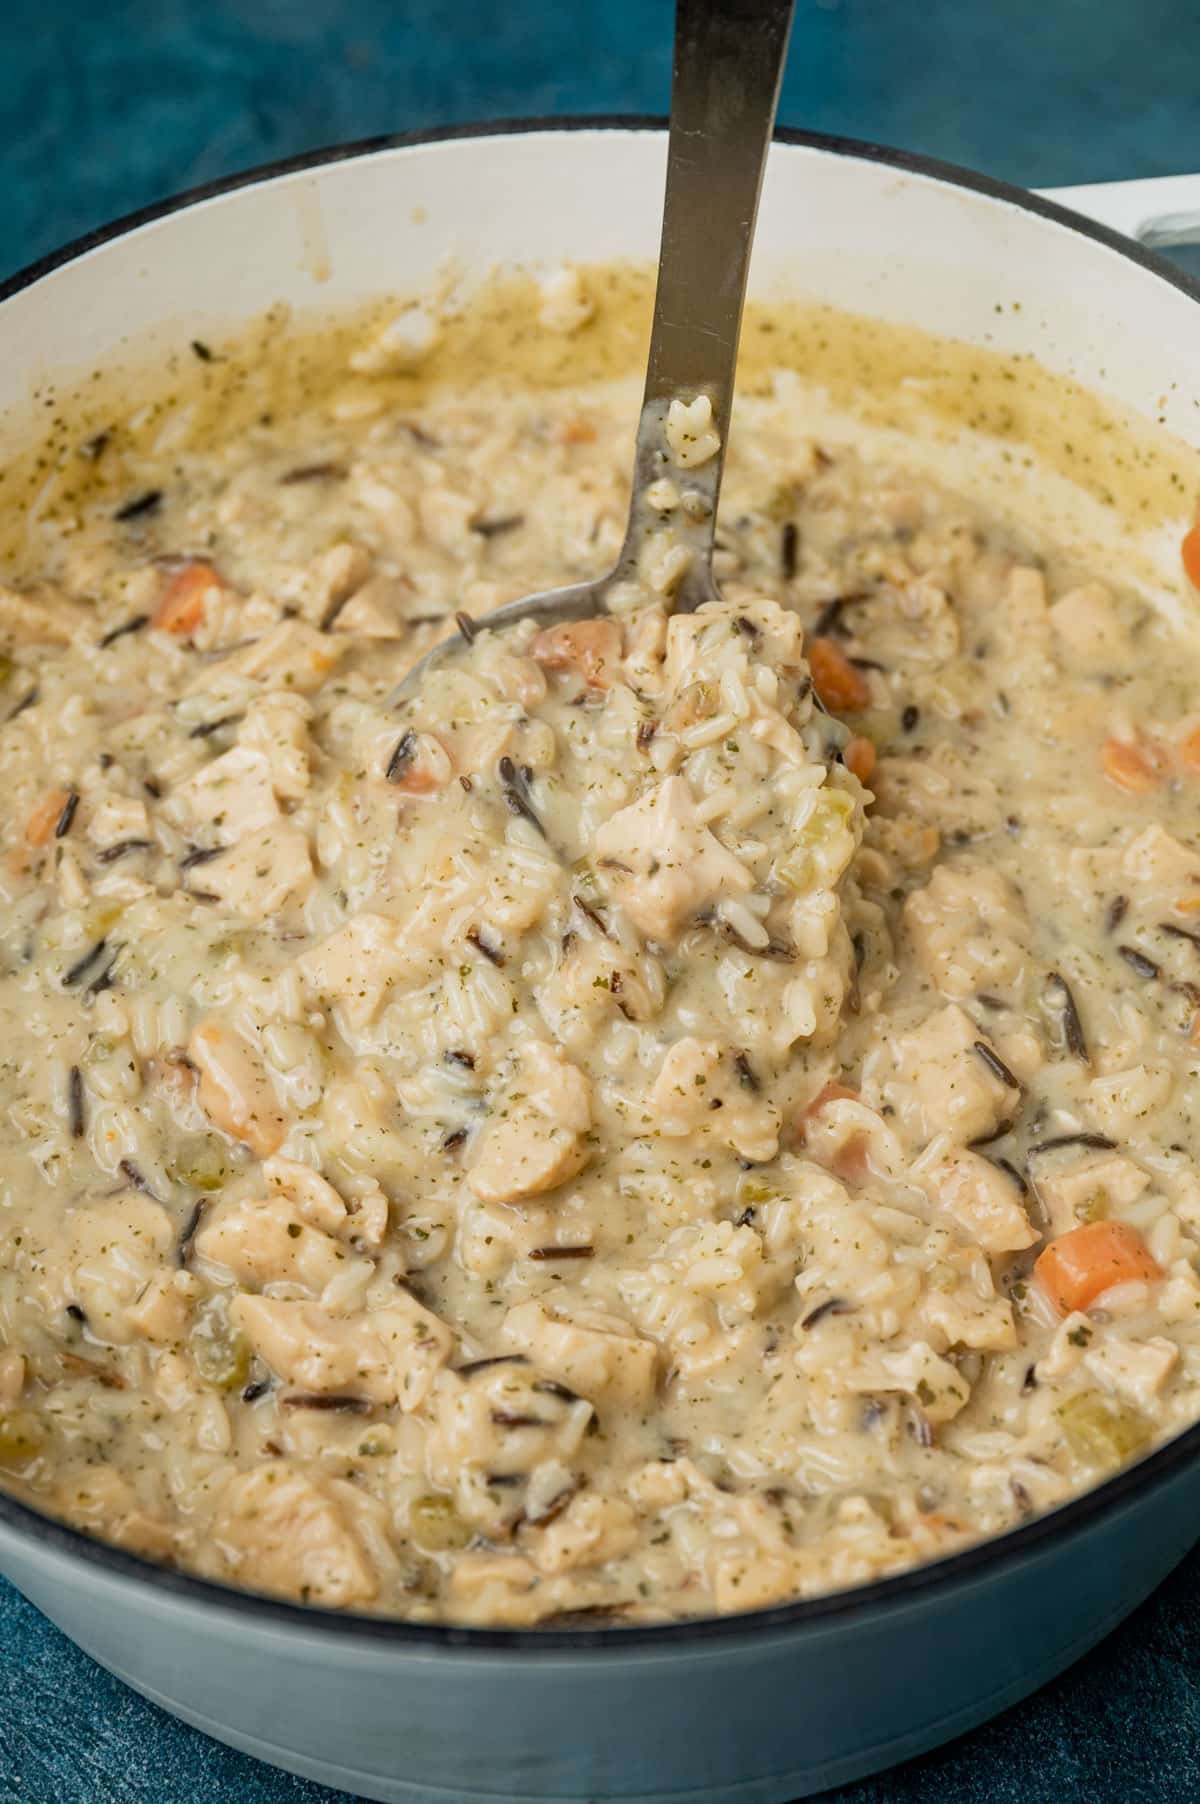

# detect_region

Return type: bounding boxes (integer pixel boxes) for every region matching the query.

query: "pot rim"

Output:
[2,114,1199,1657]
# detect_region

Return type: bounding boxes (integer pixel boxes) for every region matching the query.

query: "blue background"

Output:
[4,1,1200,1799]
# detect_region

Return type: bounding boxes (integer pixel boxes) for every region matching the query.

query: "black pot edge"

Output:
[1,113,1199,1657]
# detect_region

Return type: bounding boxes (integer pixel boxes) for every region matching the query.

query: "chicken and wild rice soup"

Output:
[1,266,1200,1626]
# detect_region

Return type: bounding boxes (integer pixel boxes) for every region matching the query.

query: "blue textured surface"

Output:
[4,2,1200,1799]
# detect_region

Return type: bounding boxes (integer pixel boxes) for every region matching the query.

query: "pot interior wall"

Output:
[2,131,1197,606]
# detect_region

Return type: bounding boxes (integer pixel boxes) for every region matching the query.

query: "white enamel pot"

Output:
[2,124,1200,1804]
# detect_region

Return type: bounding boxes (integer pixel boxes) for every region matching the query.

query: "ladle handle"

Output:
[619,0,795,602]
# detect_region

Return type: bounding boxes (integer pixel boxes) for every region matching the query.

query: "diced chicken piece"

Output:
[231,1293,452,1410]
[520,1041,592,1132]
[594,775,751,942]
[124,1272,191,1344]
[193,1194,347,1292]
[530,619,622,689]
[1121,824,1200,890]
[469,1043,592,1206]
[626,1459,689,1512]
[417,483,476,555]
[333,576,413,639]
[64,1193,177,1346]
[502,1299,658,1411]
[669,592,803,677]
[1034,1153,1150,1238]
[1049,583,1125,675]
[174,746,280,838]
[712,1551,802,1614]
[621,606,668,692]
[646,1036,780,1164]
[298,914,410,1031]
[892,1005,1014,1144]
[338,1175,390,1248]
[202,821,313,919]
[849,1339,971,1424]
[289,542,372,626]
[446,1550,537,1605]
[261,1156,348,1232]
[529,1492,638,1575]
[0,1350,24,1406]
[466,1111,587,1209]
[0,582,81,645]
[53,1467,175,1562]
[903,864,1029,999]
[1157,1261,1200,1325]
[86,793,151,850]
[239,693,313,802]
[919,1147,1038,1253]
[920,1284,1017,1356]
[189,1018,287,1156]
[1084,1336,1178,1412]
[213,1465,378,1607]
[195,621,340,696]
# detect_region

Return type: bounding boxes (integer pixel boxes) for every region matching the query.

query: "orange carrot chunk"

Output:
[792,1080,868,1180]
[1035,1220,1161,1315]
[808,637,871,714]
[791,1080,858,1143]
[843,735,877,784]
[1179,725,1200,777]
[23,788,73,848]
[530,618,622,689]
[1182,524,1200,591]
[152,561,220,635]
[1100,737,1162,796]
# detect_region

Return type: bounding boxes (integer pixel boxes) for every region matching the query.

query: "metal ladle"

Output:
[395,0,795,700]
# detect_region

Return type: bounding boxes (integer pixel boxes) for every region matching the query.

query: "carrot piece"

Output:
[1100,737,1163,795]
[789,1080,867,1179]
[152,561,220,635]
[830,1137,871,1184]
[530,619,622,689]
[1179,725,1200,776]
[790,1080,857,1142]
[799,1079,858,1122]
[808,637,871,714]
[558,417,597,446]
[1182,524,1200,590]
[23,788,72,848]
[843,735,877,784]
[1034,1220,1161,1315]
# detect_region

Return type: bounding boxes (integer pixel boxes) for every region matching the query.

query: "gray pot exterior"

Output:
[3,1453,1198,1804]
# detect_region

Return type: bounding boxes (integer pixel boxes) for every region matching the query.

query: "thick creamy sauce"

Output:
[1,269,1200,1625]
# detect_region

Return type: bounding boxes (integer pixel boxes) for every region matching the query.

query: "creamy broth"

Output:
[0,268,1199,1624]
